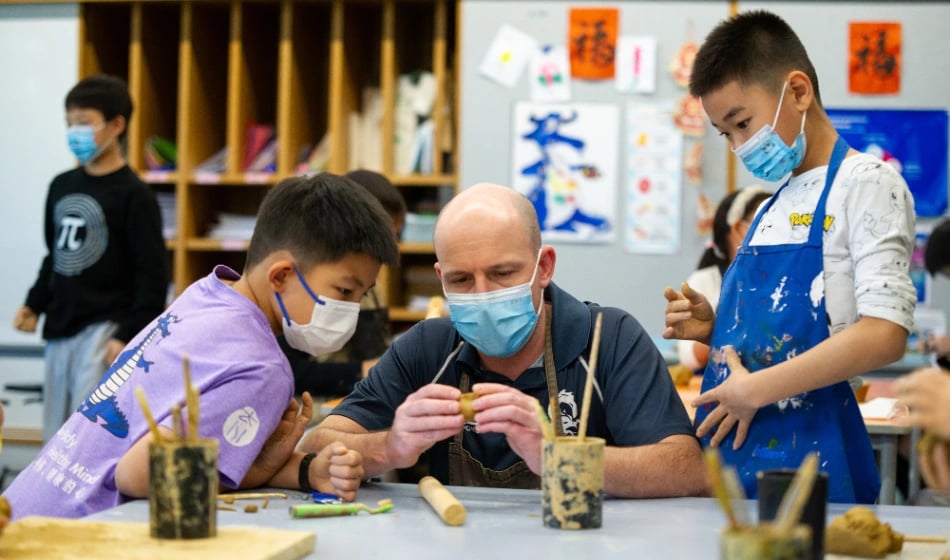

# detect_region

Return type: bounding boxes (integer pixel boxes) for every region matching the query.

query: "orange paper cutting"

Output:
[568,8,618,80]
[849,22,901,95]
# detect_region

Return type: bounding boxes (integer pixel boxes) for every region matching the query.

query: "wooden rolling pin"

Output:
[418,476,466,526]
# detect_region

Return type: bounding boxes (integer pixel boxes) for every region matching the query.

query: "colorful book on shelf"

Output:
[246,138,278,173]
[194,146,228,178]
[243,123,276,171]
[144,136,177,171]
[298,132,331,174]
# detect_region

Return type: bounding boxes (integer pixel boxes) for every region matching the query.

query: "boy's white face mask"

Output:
[275,266,360,356]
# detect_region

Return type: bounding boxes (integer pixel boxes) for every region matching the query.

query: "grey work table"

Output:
[86,482,950,559]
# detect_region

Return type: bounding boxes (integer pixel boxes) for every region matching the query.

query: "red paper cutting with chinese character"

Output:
[849,22,901,95]
[568,8,618,80]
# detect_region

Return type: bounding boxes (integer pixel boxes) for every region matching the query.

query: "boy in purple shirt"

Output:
[4,172,399,519]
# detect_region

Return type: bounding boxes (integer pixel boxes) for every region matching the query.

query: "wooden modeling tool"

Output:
[705,448,744,530]
[182,354,199,440]
[134,387,163,445]
[577,312,603,441]
[774,453,819,535]
[418,476,467,526]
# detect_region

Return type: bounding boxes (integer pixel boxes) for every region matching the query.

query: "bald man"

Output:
[299,184,705,498]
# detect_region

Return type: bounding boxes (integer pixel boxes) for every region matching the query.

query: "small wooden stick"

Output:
[219,492,288,501]
[183,354,199,440]
[170,403,182,441]
[217,504,237,512]
[904,535,948,543]
[577,312,603,442]
[134,387,163,444]
[262,497,270,509]
[775,453,819,535]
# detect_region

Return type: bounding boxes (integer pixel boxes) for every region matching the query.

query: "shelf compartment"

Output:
[277,0,331,177]
[328,0,383,173]
[178,1,229,183]
[227,0,281,177]
[79,2,131,79]
[128,2,181,175]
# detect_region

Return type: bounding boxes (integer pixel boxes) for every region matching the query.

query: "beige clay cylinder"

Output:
[418,476,466,526]
[541,436,605,530]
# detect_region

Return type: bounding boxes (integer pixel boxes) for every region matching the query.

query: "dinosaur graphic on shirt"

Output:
[77,313,181,438]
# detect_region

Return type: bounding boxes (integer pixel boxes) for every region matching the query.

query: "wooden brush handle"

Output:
[418,476,466,526]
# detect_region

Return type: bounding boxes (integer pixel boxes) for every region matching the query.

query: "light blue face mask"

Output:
[444,251,543,358]
[67,124,104,165]
[733,82,807,182]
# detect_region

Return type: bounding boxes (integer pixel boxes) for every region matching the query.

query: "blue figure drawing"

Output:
[519,110,609,234]
[77,313,181,438]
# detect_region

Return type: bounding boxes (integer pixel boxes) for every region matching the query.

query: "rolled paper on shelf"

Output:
[418,476,466,526]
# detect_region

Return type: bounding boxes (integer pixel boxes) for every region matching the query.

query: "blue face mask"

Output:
[444,251,543,358]
[67,125,104,165]
[733,82,807,182]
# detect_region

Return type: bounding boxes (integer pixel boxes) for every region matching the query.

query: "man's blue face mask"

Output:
[733,82,807,183]
[444,250,543,358]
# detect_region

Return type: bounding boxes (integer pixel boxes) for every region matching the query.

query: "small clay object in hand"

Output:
[459,392,477,422]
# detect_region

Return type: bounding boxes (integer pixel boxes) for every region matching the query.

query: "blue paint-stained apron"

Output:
[695,137,880,504]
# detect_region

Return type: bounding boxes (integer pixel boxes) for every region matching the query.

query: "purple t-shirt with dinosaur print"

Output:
[3,265,295,519]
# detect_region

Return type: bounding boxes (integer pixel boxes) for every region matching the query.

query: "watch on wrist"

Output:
[298,452,317,493]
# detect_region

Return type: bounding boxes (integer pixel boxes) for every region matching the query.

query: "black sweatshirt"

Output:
[25,165,169,343]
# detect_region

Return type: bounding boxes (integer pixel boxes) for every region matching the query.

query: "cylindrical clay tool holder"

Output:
[541,436,604,530]
[149,438,219,539]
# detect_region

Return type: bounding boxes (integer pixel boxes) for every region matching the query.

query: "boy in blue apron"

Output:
[663,10,916,503]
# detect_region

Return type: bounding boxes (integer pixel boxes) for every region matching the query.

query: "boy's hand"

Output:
[12,306,38,333]
[104,338,125,366]
[693,346,758,449]
[246,393,314,485]
[309,442,364,502]
[662,282,715,344]
[896,367,950,440]
[385,384,464,469]
[920,439,950,492]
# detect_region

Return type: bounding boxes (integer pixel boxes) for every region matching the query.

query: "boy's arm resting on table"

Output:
[300,415,396,479]
[114,426,177,498]
[604,434,706,498]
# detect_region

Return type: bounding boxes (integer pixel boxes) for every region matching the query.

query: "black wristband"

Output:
[298,452,317,493]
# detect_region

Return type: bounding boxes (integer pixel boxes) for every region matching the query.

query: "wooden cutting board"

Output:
[0,516,315,559]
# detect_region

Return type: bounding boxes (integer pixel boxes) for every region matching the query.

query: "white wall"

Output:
[460,1,950,334]
[0,3,79,476]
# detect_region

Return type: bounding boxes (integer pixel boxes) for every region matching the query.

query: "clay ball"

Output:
[459,392,477,421]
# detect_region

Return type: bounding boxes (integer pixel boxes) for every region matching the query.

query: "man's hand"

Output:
[12,306,37,333]
[384,384,465,469]
[104,338,125,367]
[309,442,364,502]
[896,367,950,440]
[693,347,758,449]
[468,383,546,475]
[662,282,716,344]
[245,392,314,487]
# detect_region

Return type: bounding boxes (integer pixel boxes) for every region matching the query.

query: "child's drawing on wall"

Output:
[511,102,618,243]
